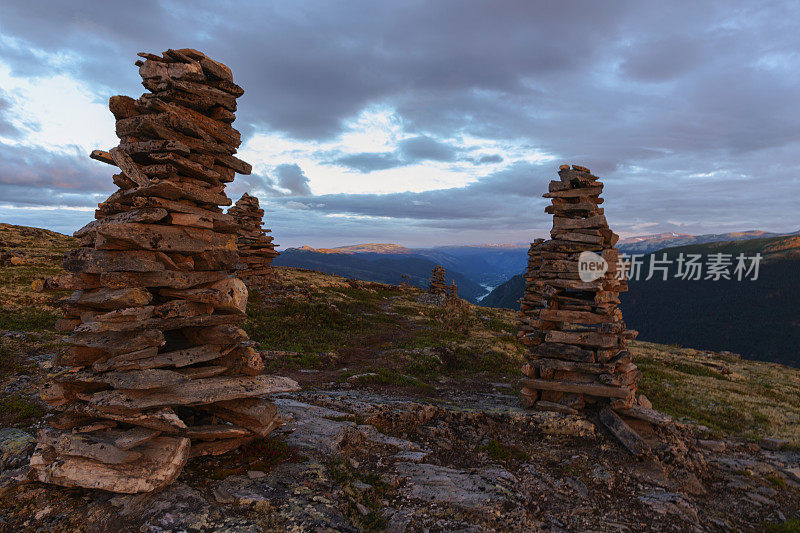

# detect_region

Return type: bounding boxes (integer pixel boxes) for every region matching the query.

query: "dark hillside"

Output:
[480,272,524,309]
[621,235,800,367]
[273,248,486,302]
[481,235,800,367]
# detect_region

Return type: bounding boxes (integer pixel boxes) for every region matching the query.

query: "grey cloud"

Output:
[0,142,111,194]
[0,206,94,236]
[0,143,111,208]
[0,94,20,138]
[475,154,503,164]
[334,153,404,173]
[0,0,634,138]
[229,163,312,199]
[273,163,312,196]
[0,184,106,208]
[230,172,285,199]
[334,137,467,173]
[398,136,460,162]
[618,36,706,83]
[1,1,799,244]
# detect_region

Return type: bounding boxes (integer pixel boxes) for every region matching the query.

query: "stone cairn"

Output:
[517,165,643,421]
[30,49,299,493]
[228,192,279,290]
[428,265,449,296]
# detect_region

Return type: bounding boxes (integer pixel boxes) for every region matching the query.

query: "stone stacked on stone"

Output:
[228,193,279,289]
[517,164,641,415]
[30,49,299,493]
[428,265,449,296]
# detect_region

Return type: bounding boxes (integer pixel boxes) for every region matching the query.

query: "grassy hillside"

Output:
[0,223,77,331]
[1,224,799,447]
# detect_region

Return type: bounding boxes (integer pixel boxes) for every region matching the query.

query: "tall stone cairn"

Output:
[228,193,279,290]
[428,265,449,295]
[30,49,299,494]
[517,164,641,414]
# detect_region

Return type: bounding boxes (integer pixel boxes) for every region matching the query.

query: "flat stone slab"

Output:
[274,398,357,454]
[274,398,424,455]
[392,450,430,463]
[109,482,261,532]
[638,490,699,524]
[394,462,516,510]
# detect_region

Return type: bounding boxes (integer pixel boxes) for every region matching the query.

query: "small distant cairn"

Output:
[518,165,645,424]
[428,265,449,296]
[448,280,459,300]
[30,49,299,493]
[228,192,279,290]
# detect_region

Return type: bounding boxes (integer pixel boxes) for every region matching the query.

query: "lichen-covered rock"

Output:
[0,428,35,469]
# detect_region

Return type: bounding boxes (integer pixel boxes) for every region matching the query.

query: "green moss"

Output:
[765,473,788,489]
[0,395,44,424]
[632,342,800,444]
[483,439,528,462]
[437,345,521,377]
[351,368,434,393]
[0,307,59,331]
[765,519,800,533]
[395,328,467,350]
[403,353,442,380]
[0,344,30,378]
[485,317,516,334]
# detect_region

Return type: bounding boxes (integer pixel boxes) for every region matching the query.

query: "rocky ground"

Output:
[1,223,799,531]
[1,380,799,532]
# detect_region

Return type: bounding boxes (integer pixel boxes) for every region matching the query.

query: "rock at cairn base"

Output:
[228,193,279,290]
[428,265,449,296]
[31,48,299,493]
[517,165,641,415]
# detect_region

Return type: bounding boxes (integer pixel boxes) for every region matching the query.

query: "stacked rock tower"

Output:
[30,49,298,493]
[428,265,449,296]
[517,165,640,413]
[228,193,279,289]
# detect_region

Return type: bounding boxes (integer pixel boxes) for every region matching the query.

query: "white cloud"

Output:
[0,60,116,154]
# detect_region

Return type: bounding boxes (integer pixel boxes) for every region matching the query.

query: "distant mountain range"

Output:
[483,228,800,309]
[277,229,800,309]
[617,230,800,254]
[293,243,530,287]
[273,247,490,302]
[274,243,531,302]
[479,234,800,367]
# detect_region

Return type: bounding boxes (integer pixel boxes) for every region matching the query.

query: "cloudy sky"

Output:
[0,1,798,247]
